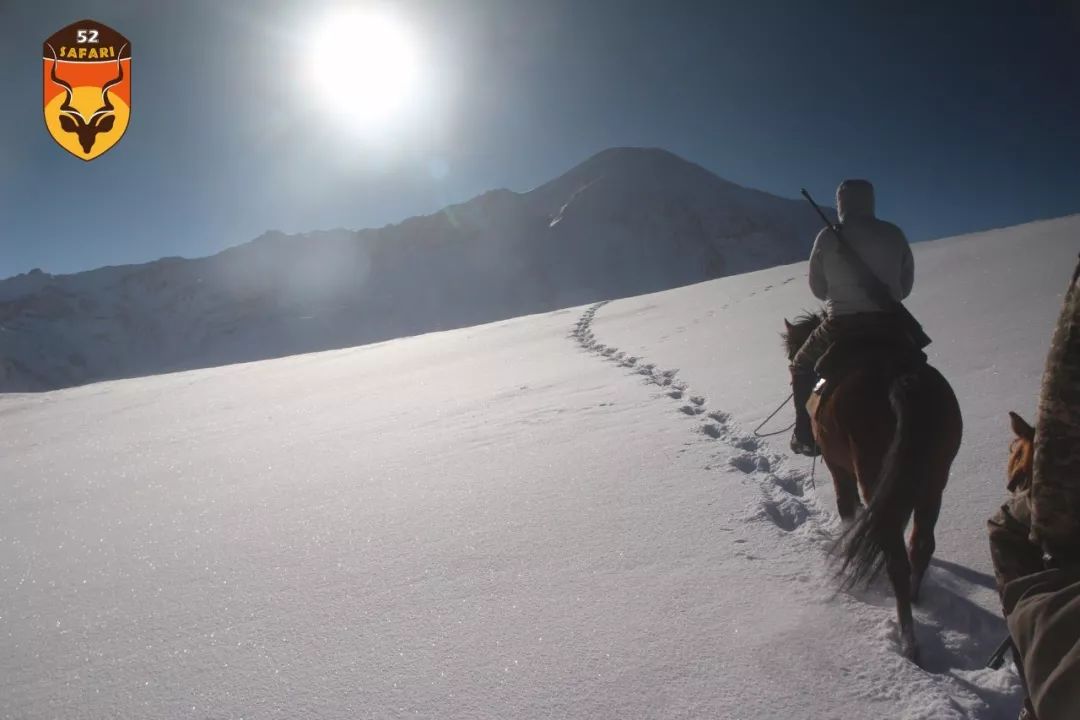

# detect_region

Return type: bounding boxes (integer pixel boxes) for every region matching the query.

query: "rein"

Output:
[754,392,796,437]
[753,390,817,491]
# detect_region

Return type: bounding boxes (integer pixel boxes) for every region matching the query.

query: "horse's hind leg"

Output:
[908,475,944,605]
[883,529,918,662]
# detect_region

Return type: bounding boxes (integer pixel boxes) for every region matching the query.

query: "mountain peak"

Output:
[559,146,713,181]
[579,145,689,166]
[1,148,827,392]
[527,147,746,209]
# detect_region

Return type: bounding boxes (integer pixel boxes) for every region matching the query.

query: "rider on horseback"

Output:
[789,179,915,456]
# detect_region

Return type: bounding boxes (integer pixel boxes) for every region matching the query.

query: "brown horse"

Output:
[783,310,963,663]
[1007,411,1035,494]
[990,411,1042,593]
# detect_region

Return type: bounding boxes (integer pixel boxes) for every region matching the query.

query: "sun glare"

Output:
[307,9,421,133]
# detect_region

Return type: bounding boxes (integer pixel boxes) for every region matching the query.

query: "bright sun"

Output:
[307,9,421,132]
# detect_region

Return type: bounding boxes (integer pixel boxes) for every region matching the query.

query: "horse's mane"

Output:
[782,309,826,359]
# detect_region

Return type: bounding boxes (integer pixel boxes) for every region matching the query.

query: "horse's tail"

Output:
[837,371,926,589]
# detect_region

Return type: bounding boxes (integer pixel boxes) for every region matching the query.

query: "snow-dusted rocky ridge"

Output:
[2,215,1077,719]
[0,148,827,392]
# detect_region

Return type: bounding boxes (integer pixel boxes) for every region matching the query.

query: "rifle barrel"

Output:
[986,635,1013,669]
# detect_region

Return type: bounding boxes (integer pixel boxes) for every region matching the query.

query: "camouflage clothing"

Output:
[1004,565,1080,720]
[985,257,1080,720]
[988,490,1080,720]
[988,492,1046,599]
[1031,257,1080,557]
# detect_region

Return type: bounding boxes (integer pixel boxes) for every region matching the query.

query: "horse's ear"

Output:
[784,318,794,332]
[1009,411,1035,442]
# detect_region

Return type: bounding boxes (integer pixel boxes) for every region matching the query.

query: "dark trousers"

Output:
[791,312,903,374]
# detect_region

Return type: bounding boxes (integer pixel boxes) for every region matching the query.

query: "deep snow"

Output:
[2,214,1077,719]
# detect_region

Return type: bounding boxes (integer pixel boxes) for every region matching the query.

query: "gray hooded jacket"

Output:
[808,180,914,316]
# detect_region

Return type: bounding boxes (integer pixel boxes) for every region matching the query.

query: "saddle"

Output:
[810,333,927,410]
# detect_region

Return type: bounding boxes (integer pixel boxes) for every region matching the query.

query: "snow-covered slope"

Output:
[0,148,826,393]
[2,215,1075,719]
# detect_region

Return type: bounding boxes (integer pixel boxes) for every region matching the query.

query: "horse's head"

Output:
[782,310,826,363]
[1007,411,1035,492]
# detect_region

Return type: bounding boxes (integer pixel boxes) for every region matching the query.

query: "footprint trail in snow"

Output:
[571,299,1024,718]
[572,300,819,538]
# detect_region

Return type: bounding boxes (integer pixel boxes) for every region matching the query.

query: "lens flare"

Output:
[307,9,420,133]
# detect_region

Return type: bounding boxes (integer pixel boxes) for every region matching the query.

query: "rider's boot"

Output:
[790,368,821,457]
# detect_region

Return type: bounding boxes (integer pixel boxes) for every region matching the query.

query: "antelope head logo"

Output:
[47,42,127,155]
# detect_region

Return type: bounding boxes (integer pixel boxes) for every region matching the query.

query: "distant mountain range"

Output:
[0,147,830,392]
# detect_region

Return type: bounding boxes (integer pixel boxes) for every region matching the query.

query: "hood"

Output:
[836,179,875,222]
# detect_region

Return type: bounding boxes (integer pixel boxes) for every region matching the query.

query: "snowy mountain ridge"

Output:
[0,148,828,392]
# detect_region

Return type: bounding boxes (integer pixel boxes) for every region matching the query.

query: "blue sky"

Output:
[2,0,1079,279]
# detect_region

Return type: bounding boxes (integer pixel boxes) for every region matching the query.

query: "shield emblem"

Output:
[42,20,131,161]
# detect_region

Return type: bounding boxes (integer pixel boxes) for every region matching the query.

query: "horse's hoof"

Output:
[900,636,920,665]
